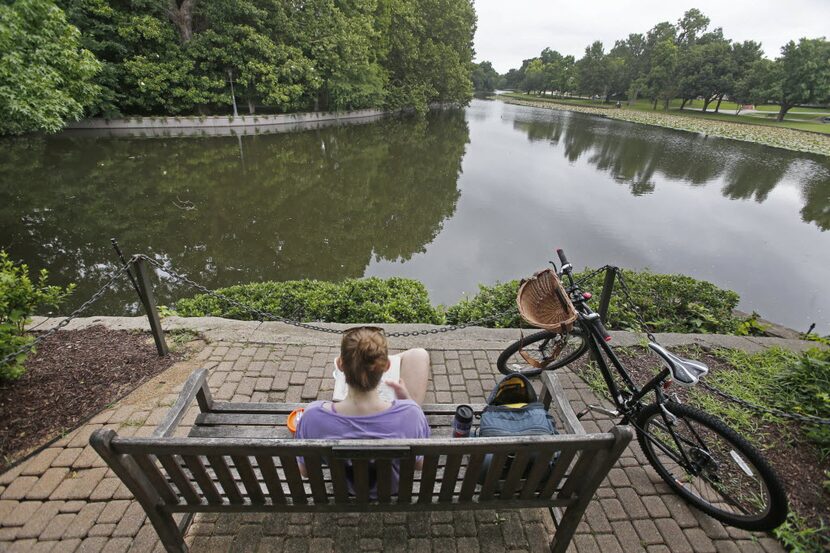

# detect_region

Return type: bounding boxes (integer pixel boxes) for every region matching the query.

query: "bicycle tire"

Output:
[496,328,589,377]
[635,402,788,531]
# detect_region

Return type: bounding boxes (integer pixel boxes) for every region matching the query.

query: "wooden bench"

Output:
[91,368,632,553]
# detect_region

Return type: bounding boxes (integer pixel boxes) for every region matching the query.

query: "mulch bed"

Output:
[0,326,182,472]
[569,347,829,533]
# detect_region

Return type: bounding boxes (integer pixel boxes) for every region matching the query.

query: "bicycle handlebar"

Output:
[556,248,570,267]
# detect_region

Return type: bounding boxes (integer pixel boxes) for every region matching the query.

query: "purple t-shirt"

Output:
[295,399,430,495]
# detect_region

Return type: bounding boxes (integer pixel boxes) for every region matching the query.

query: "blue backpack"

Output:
[476,374,558,487]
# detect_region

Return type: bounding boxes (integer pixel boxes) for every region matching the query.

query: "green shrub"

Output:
[446,268,741,333]
[176,268,743,334]
[176,277,443,324]
[777,347,830,457]
[445,280,522,328]
[0,251,74,380]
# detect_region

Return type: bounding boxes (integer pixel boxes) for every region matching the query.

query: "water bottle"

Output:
[452,404,474,437]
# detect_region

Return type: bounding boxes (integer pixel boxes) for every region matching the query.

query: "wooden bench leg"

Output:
[90,429,188,552]
[548,426,633,553]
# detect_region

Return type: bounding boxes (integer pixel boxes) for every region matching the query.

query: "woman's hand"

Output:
[385,379,412,401]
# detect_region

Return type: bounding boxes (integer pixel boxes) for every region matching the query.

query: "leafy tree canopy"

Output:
[0,0,100,135]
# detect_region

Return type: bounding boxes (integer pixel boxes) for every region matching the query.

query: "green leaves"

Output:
[175,277,443,324]
[0,251,74,380]
[0,0,100,135]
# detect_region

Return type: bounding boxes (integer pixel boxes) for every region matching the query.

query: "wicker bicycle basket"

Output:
[517,269,577,334]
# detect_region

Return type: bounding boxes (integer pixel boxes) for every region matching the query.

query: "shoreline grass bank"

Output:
[499,94,830,157]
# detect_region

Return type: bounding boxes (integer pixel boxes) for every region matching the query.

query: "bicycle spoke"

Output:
[641,409,771,520]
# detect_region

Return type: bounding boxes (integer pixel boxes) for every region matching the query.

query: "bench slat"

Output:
[376,459,393,504]
[158,454,201,505]
[279,456,307,504]
[255,455,285,505]
[459,453,484,501]
[396,457,415,504]
[183,455,222,504]
[417,455,439,504]
[438,454,462,502]
[351,459,371,503]
[519,449,556,500]
[329,458,350,503]
[233,456,265,504]
[478,452,507,501]
[302,455,329,504]
[132,453,178,504]
[538,449,577,500]
[209,402,486,415]
[195,412,462,428]
[206,455,243,504]
[499,450,531,499]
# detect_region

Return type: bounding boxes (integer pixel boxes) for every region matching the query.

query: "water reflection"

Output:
[0,111,469,312]
[2,100,828,331]
[512,113,830,228]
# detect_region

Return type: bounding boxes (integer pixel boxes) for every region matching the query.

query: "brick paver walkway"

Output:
[0,338,785,553]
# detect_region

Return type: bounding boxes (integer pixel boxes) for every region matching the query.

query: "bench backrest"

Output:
[91,427,630,513]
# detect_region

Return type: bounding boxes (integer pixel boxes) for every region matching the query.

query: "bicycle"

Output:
[497,249,788,531]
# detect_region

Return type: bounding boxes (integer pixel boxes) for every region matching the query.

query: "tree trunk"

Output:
[680,98,688,110]
[702,97,712,112]
[247,97,255,115]
[777,104,791,122]
[652,98,658,110]
[663,97,670,111]
[167,0,196,43]
[714,94,724,113]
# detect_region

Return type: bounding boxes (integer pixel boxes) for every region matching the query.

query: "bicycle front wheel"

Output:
[496,328,588,377]
[635,402,788,531]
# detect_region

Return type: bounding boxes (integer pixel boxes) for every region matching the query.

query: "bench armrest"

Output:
[540,371,586,435]
[153,368,213,437]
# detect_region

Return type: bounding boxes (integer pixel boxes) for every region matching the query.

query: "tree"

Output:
[726,40,763,113]
[772,38,830,121]
[0,0,100,134]
[521,58,544,93]
[577,41,608,99]
[732,58,775,113]
[646,39,679,110]
[471,61,499,92]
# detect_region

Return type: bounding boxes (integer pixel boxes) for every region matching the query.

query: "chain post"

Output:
[597,266,616,323]
[133,256,169,356]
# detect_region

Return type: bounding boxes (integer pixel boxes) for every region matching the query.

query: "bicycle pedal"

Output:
[579,405,620,419]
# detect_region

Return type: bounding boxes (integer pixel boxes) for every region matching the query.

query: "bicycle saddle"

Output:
[648,343,709,387]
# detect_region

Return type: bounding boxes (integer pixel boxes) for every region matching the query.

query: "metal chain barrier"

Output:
[610,266,830,426]
[612,267,658,343]
[0,261,134,368]
[699,380,830,426]
[136,255,518,338]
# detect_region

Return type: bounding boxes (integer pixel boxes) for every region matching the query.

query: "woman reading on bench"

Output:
[295,326,431,481]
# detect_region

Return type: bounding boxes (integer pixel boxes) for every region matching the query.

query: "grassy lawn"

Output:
[755,104,830,114]
[502,93,830,134]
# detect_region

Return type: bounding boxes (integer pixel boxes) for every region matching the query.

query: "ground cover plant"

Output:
[0,250,74,380]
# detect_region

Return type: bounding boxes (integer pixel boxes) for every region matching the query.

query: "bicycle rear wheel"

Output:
[635,402,788,531]
[496,329,588,377]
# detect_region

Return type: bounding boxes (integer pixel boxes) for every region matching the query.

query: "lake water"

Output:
[2,99,829,333]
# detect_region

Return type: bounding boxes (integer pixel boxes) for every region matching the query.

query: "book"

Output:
[332,354,401,402]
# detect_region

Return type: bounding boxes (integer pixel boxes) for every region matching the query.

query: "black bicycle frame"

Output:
[574,311,703,470]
